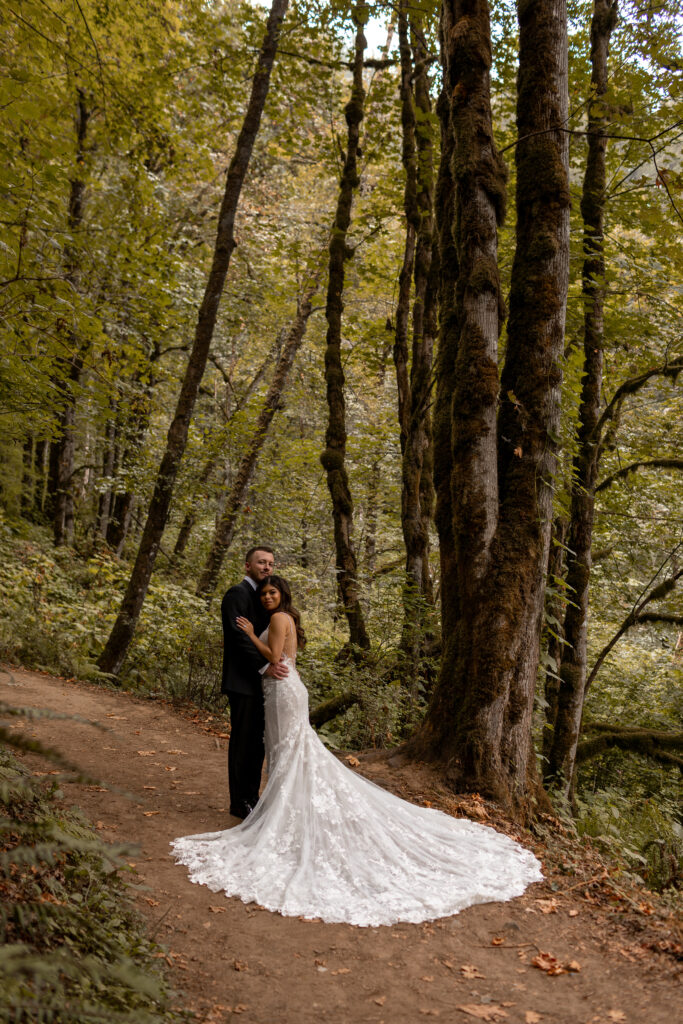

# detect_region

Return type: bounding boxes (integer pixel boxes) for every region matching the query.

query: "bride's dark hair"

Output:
[258,575,306,649]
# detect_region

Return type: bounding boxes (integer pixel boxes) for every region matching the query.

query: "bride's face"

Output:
[260,584,282,613]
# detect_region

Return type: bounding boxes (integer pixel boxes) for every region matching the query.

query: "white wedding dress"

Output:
[171,626,542,927]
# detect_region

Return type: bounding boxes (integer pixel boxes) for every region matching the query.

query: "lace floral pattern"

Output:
[171,645,543,927]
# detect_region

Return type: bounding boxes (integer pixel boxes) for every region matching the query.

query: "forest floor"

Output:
[1,664,680,1024]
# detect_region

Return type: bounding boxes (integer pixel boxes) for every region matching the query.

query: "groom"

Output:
[221,545,287,819]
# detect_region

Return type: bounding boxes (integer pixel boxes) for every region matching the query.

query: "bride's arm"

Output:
[235,612,288,664]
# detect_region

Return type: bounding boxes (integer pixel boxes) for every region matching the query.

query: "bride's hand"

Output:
[236,616,255,637]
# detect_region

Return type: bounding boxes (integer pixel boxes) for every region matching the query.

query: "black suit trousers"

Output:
[227,689,265,811]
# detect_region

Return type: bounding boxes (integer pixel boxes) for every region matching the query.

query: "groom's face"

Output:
[245,549,275,582]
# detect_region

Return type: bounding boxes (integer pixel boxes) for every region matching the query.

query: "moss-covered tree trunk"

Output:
[414,0,570,813]
[97,0,289,677]
[319,5,370,651]
[393,4,437,676]
[545,0,618,796]
[197,278,318,597]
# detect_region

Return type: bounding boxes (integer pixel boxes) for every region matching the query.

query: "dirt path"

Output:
[2,665,679,1024]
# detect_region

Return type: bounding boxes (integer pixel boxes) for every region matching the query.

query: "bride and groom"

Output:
[172,546,542,927]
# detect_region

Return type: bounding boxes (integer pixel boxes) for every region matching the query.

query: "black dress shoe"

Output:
[229,801,254,819]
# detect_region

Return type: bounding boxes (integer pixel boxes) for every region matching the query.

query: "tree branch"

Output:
[586,551,683,692]
[596,457,683,492]
[309,690,359,728]
[593,355,683,443]
[576,723,683,770]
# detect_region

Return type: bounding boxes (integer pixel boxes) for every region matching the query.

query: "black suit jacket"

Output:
[221,580,269,697]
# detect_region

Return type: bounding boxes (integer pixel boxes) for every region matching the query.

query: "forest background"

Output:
[1,0,682,907]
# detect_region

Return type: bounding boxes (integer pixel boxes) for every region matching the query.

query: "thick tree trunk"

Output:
[197,279,318,596]
[545,0,618,795]
[414,0,570,812]
[97,0,289,676]
[53,89,90,547]
[413,0,507,783]
[319,6,371,651]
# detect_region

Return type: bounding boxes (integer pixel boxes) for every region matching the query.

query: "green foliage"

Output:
[0,747,182,1023]
[0,513,210,694]
[576,778,681,892]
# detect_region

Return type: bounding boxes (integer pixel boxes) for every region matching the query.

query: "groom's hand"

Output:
[264,660,288,679]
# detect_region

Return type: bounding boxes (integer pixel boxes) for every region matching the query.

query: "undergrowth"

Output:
[0,745,184,1024]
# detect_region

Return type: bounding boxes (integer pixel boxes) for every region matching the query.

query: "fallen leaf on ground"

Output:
[456,1005,509,1021]
[143,785,157,790]
[525,1013,542,1024]
[531,952,580,976]
[144,897,160,906]
[421,975,434,982]
[536,899,559,914]
[183,790,200,795]
[234,961,248,971]
[137,750,156,756]
[232,1006,247,1014]
[331,968,350,975]
[346,755,360,767]
[568,909,579,917]
[166,749,186,754]
[143,811,160,817]
[460,965,485,979]
[491,936,505,946]
[607,1012,626,1023]
[373,996,386,1006]
[106,714,126,719]
[164,765,178,771]
[209,906,226,914]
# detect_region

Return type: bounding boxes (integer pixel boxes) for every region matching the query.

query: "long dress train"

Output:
[171,638,542,927]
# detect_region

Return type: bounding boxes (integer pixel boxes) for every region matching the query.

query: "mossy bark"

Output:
[394,3,437,671]
[320,5,370,651]
[414,0,570,814]
[97,0,290,676]
[546,0,618,796]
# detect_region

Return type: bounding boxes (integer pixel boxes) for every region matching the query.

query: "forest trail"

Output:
[2,665,679,1024]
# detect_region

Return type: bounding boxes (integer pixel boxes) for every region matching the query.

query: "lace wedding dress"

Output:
[171,629,542,927]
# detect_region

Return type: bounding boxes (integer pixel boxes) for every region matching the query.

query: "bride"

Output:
[171,576,542,927]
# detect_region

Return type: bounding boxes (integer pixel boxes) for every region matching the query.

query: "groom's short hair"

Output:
[245,545,275,563]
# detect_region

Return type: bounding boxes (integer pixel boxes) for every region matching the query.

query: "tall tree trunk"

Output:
[197,278,318,596]
[394,5,436,604]
[53,89,90,547]
[414,0,570,813]
[394,4,437,674]
[319,5,371,651]
[96,404,117,538]
[545,0,618,796]
[97,0,290,676]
